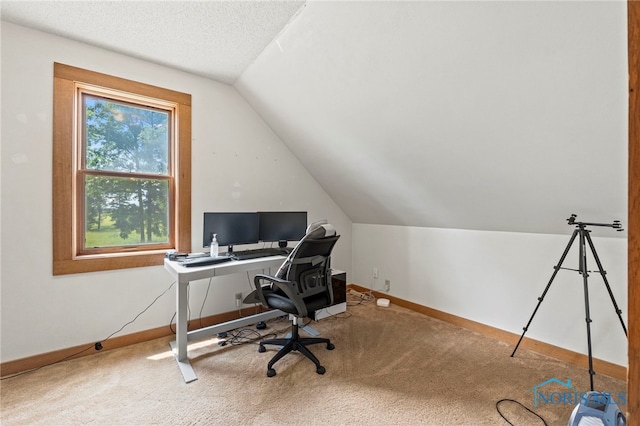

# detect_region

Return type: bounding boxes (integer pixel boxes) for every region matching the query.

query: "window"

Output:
[53,63,191,275]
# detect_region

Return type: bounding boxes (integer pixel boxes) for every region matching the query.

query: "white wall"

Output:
[0,22,352,363]
[352,224,628,366]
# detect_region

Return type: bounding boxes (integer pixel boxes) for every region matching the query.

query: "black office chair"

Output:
[251,221,340,377]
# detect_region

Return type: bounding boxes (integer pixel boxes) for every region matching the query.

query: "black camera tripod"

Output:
[510,214,627,391]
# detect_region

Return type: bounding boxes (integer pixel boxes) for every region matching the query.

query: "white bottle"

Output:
[210,233,218,257]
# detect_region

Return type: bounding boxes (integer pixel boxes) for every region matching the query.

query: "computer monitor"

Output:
[258,211,308,244]
[203,212,259,252]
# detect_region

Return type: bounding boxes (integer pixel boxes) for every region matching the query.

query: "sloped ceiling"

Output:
[1,1,628,237]
[235,1,629,237]
[0,1,305,84]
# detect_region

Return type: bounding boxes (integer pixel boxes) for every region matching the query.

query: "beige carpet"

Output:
[0,297,626,425]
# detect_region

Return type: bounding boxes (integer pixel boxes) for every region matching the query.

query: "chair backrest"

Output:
[275,221,340,301]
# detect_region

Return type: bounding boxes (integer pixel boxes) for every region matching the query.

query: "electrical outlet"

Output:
[235,292,243,307]
[384,280,391,292]
[373,268,379,279]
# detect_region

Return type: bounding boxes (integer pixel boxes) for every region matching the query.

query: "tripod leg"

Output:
[511,230,579,357]
[584,231,628,336]
[579,229,595,391]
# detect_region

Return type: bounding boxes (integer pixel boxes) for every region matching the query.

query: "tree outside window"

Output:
[81,95,170,251]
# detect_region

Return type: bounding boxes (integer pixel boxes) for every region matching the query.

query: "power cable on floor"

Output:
[496,398,547,426]
[2,280,175,380]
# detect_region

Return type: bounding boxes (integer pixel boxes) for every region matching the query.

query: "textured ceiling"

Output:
[0,0,305,84]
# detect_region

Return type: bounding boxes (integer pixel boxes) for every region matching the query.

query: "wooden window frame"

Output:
[53,63,191,275]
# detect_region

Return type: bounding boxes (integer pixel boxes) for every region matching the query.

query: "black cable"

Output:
[186,283,191,326]
[169,283,193,334]
[347,292,372,306]
[2,342,97,380]
[169,311,177,334]
[199,278,213,328]
[218,318,294,347]
[100,281,175,342]
[218,328,264,346]
[318,310,352,320]
[2,280,176,380]
[496,399,547,426]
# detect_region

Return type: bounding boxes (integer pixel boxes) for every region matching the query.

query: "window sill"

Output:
[53,251,167,275]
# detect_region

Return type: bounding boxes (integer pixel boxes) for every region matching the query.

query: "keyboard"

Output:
[230,247,288,261]
[179,256,233,267]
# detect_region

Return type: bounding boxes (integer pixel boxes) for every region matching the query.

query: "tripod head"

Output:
[567,214,624,231]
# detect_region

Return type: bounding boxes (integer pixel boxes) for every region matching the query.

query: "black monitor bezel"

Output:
[258,211,308,242]
[202,212,260,248]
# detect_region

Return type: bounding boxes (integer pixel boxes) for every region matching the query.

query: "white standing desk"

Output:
[163,255,286,383]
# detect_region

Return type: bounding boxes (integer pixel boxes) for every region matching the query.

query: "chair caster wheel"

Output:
[267,368,276,377]
[258,345,266,353]
[327,343,335,350]
[316,366,326,375]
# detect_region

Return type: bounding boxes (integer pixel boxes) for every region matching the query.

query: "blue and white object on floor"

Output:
[567,391,626,426]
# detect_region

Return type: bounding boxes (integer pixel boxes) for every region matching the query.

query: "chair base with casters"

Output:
[259,316,335,377]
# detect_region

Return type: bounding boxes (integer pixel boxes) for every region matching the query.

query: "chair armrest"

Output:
[254,273,289,285]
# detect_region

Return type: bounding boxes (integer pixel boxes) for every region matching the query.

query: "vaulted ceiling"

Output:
[1,1,628,237]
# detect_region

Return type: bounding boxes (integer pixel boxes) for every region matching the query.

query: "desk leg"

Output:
[171,278,198,383]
